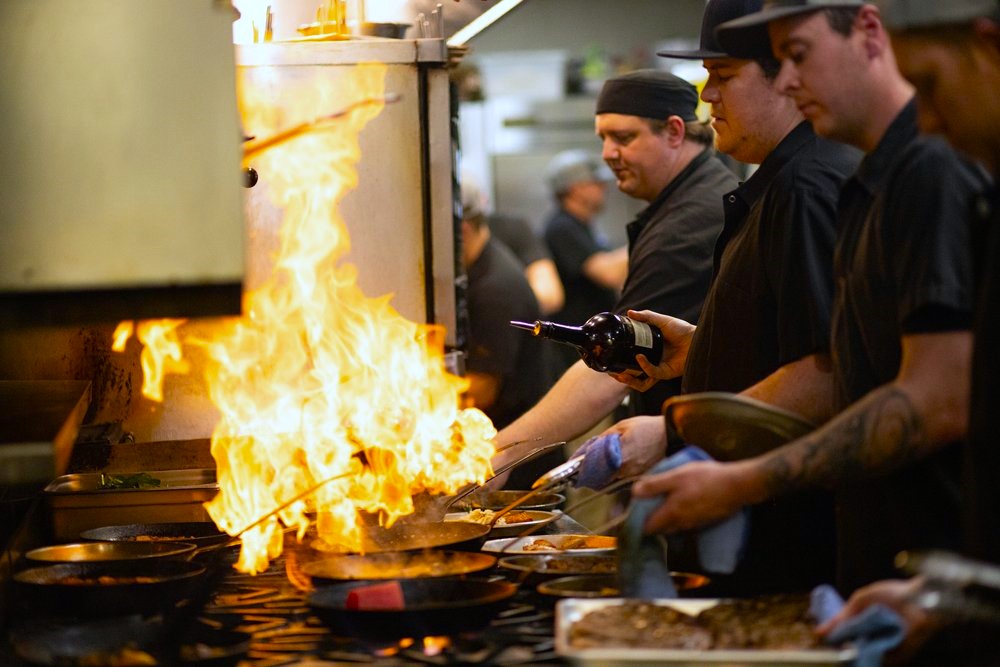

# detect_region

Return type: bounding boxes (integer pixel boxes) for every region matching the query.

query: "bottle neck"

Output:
[536,321,589,348]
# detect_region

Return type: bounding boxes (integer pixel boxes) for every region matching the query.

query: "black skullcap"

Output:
[595,69,699,122]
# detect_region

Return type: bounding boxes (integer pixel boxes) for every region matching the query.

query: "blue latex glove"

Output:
[810,584,907,667]
[574,433,622,489]
[618,446,748,598]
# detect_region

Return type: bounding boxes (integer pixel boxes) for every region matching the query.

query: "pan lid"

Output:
[663,392,815,462]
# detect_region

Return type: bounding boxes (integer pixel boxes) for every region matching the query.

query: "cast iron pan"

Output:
[311,521,490,554]
[14,559,206,617]
[302,550,497,584]
[308,577,517,638]
[79,522,230,547]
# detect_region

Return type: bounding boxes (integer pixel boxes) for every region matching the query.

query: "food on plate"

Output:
[523,535,615,551]
[569,595,822,650]
[449,509,538,526]
[515,555,617,574]
[78,646,157,666]
[98,472,162,490]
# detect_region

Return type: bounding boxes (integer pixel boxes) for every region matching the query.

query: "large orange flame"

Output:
[117,63,495,574]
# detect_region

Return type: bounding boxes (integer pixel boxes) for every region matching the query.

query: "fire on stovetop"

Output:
[112,62,495,575]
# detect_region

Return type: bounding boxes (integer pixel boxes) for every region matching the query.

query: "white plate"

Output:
[555,598,857,666]
[482,534,616,555]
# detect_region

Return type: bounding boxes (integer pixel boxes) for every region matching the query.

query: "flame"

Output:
[134,320,190,403]
[192,63,494,573]
[423,637,450,656]
[112,322,134,353]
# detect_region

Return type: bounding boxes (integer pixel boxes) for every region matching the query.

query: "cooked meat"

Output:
[570,602,712,649]
[569,594,822,651]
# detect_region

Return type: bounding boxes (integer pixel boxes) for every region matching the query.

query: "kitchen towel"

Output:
[574,433,622,489]
[810,584,906,667]
[617,445,748,597]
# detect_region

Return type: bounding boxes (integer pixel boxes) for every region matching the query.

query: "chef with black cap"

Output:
[494,70,736,477]
[585,0,862,596]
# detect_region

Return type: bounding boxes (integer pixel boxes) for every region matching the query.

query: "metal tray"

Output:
[44,469,217,541]
[556,598,857,666]
[663,392,815,462]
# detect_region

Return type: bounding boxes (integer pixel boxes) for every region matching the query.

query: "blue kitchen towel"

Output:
[618,446,749,598]
[810,584,907,667]
[574,433,622,489]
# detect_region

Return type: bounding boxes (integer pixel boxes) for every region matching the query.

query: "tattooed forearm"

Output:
[757,386,927,497]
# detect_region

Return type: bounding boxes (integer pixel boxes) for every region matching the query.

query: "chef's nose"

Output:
[601,140,618,162]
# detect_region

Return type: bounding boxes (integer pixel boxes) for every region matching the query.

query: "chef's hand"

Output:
[817,577,942,665]
[631,459,755,533]
[574,417,671,489]
[616,310,696,388]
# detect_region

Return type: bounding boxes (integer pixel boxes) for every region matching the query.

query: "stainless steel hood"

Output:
[0,0,245,327]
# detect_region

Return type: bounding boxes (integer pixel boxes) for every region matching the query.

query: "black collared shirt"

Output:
[683,122,861,394]
[831,100,987,592]
[966,184,1000,563]
[615,149,738,416]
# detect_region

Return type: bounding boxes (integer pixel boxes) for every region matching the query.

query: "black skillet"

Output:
[13,559,206,617]
[302,550,497,584]
[79,522,230,547]
[308,577,517,638]
[310,520,490,554]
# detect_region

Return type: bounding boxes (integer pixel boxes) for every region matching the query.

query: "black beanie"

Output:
[595,69,699,122]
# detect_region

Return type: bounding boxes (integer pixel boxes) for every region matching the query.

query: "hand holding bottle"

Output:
[623,310,697,382]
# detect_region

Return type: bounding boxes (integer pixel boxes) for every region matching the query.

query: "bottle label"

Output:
[632,320,654,349]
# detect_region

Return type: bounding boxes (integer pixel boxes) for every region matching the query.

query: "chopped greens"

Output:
[98,472,163,490]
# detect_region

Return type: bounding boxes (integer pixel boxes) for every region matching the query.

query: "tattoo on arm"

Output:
[758,386,927,497]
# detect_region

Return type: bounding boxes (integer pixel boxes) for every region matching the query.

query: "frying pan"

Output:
[13,559,206,617]
[79,522,230,547]
[302,550,497,584]
[308,577,517,638]
[25,541,197,563]
[450,490,565,512]
[311,520,490,554]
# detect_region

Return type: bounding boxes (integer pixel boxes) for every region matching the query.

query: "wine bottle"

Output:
[511,312,663,373]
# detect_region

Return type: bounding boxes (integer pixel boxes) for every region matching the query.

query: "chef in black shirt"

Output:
[813,1,1000,659]
[631,0,989,594]
[580,0,861,595]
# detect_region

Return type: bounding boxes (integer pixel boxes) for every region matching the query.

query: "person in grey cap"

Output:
[632,0,989,598]
[577,0,861,597]
[811,2,1000,660]
[493,69,736,480]
[541,149,625,374]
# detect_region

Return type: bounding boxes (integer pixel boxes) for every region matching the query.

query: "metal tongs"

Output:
[531,453,584,490]
[897,550,1000,624]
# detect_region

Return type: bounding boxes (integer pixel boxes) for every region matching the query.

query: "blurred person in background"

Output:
[494,70,735,475]
[542,149,626,373]
[459,177,564,487]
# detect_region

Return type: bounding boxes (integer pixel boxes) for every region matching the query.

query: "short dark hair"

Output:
[824,7,862,36]
[644,117,716,147]
[756,54,782,80]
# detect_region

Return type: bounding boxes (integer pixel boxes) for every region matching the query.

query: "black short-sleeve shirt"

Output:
[543,208,617,328]
[966,185,1000,563]
[831,100,987,592]
[489,214,551,268]
[465,238,553,430]
[615,149,737,416]
[683,122,861,394]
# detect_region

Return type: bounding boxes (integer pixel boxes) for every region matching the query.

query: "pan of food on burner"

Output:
[13,559,207,617]
[311,519,491,554]
[25,541,198,564]
[308,577,518,639]
[450,490,565,512]
[79,522,230,547]
[443,508,560,538]
[301,550,498,585]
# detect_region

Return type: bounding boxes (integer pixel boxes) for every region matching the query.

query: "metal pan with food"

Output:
[13,559,206,617]
[556,597,857,665]
[537,573,710,600]
[450,490,565,512]
[498,554,617,587]
[443,508,560,538]
[308,577,517,639]
[301,550,497,584]
[25,541,198,563]
[483,533,616,555]
[79,521,230,547]
[311,520,490,554]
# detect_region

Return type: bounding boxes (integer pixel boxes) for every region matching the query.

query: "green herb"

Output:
[98,472,163,490]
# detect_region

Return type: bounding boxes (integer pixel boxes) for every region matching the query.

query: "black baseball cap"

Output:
[716,0,864,58]
[658,0,773,60]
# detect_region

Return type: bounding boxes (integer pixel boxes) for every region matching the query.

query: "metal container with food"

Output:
[556,598,857,665]
[483,534,616,555]
[537,573,710,599]
[43,469,217,541]
[444,509,560,538]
